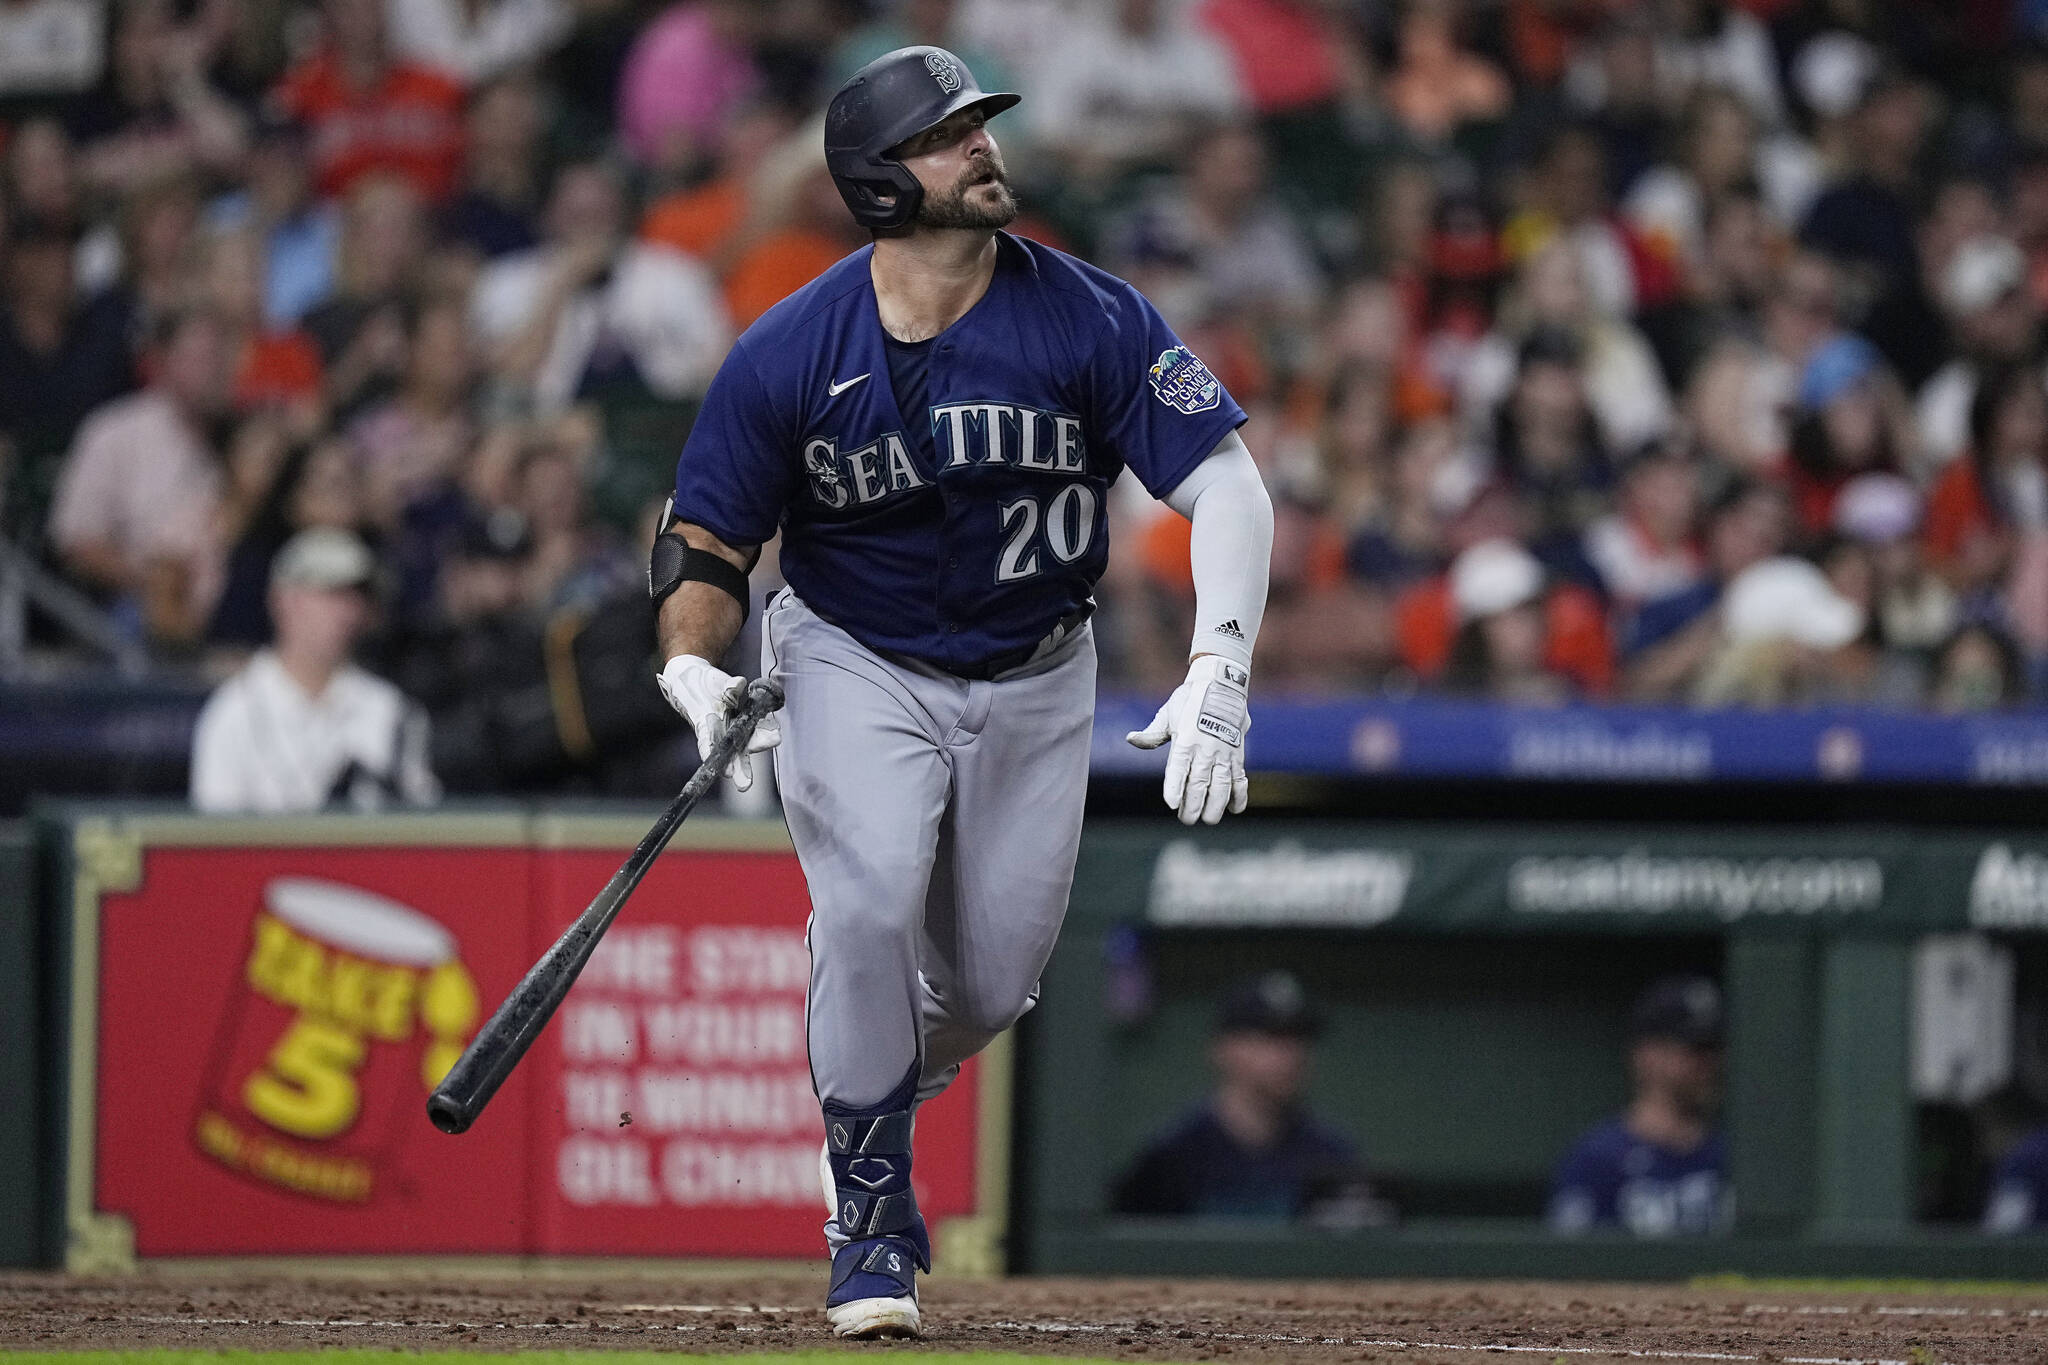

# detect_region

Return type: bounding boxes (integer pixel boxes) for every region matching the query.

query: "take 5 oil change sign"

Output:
[85,842,537,1257]
[70,820,1005,1264]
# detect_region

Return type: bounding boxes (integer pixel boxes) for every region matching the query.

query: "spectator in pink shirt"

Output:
[49,305,233,645]
[616,0,762,178]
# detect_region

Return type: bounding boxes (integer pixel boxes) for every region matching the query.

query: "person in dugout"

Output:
[1549,975,1730,1237]
[1112,970,1390,1227]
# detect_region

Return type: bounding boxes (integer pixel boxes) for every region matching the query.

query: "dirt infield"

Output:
[3,1270,2044,1364]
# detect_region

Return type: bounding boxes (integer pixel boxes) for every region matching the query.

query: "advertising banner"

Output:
[1091,694,2048,787]
[526,843,984,1258]
[63,814,1004,1269]
[1070,823,2048,936]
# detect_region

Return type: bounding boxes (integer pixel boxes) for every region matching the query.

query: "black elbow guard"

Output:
[649,530,751,622]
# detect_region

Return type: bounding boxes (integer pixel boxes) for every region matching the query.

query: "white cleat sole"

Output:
[826,1295,921,1339]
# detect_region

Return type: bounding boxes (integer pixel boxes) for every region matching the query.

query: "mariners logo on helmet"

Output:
[1148,347,1222,415]
[925,50,962,93]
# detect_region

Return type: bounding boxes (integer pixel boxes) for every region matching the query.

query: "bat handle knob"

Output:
[427,1090,473,1135]
[745,677,786,714]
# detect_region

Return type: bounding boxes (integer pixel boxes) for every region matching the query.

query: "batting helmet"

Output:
[824,46,1019,232]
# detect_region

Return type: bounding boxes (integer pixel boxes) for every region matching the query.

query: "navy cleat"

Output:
[821,1082,929,1338]
[826,1231,926,1338]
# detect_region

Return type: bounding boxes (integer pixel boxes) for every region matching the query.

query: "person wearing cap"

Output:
[190,527,439,813]
[1441,537,1574,703]
[1549,975,1730,1238]
[1832,472,1955,662]
[1112,970,1380,1225]
[1785,332,1911,538]
[1692,554,1871,705]
[1916,233,2044,470]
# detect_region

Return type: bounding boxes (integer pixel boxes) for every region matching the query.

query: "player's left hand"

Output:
[1125,655,1250,826]
[656,654,783,792]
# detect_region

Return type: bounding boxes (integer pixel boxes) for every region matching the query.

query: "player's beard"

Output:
[915,153,1018,231]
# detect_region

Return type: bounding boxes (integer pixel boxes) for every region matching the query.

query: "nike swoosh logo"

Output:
[827,374,871,397]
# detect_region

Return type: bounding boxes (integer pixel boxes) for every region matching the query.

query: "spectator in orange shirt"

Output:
[640,103,804,264]
[1927,362,2048,599]
[1440,538,1596,703]
[1195,0,1349,117]
[722,161,868,329]
[199,225,324,418]
[1395,501,1615,697]
[270,0,465,202]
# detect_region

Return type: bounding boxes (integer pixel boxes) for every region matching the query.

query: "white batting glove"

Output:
[656,655,782,792]
[1125,655,1250,826]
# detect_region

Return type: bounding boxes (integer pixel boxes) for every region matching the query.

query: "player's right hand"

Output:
[656,654,783,792]
[1125,655,1250,826]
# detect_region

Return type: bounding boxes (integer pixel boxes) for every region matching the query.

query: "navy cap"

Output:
[1216,970,1323,1038]
[1631,975,1724,1048]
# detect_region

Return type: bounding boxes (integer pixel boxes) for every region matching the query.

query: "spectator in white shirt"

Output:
[1025,0,1243,183]
[190,527,440,813]
[470,157,731,415]
[385,0,571,85]
[0,0,104,106]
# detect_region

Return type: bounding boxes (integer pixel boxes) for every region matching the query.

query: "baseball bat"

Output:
[427,676,785,1135]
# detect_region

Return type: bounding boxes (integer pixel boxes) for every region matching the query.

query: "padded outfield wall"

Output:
[11,804,2048,1278]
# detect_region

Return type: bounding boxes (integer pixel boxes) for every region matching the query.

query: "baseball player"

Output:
[1548,976,1730,1238]
[651,47,1273,1337]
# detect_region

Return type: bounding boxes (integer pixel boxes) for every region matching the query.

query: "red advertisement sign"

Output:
[527,848,982,1257]
[75,821,999,1264]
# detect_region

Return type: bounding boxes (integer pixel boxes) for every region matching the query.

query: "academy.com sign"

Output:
[1148,840,1413,927]
[1508,851,1884,920]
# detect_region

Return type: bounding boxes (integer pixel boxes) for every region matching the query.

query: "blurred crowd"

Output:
[9,0,2048,799]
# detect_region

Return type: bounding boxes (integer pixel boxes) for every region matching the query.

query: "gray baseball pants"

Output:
[762,588,1095,1110]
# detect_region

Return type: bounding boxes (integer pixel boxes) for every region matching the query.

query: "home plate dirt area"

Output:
[3,1271,2044,1364]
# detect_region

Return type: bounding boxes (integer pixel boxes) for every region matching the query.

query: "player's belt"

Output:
[950,601,1094,682]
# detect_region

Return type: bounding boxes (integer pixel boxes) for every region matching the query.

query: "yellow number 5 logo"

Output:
[243,1018,366,1139]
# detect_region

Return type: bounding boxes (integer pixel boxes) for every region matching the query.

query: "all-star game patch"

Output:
[1148,346,1222,415]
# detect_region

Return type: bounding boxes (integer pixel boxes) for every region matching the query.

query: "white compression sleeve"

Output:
[1162,430,1274,668]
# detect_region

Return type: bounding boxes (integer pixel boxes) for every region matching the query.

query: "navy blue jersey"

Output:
[1111,1102,1365,1221]
[1548,1117,1729,1237]
[1984,1125,2048,1232]
[671,232,1246,674]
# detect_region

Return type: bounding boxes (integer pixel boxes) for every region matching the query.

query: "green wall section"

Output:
[0,823,45,1266]
[1019,819,2048,1278]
